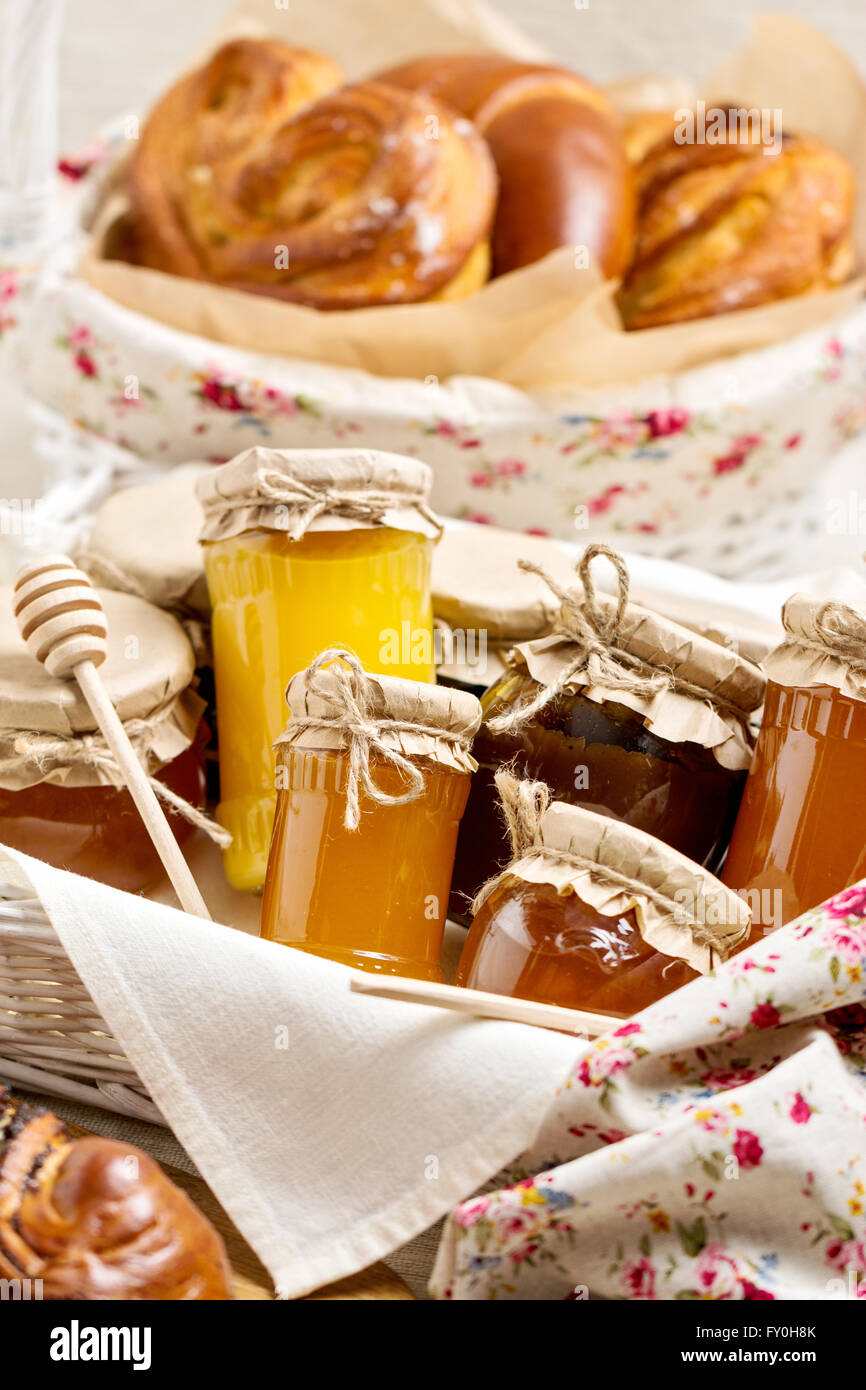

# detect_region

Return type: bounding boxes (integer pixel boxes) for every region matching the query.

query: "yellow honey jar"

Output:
[197,447,440,891]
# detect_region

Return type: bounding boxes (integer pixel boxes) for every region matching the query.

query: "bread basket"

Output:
[11,2,866,581]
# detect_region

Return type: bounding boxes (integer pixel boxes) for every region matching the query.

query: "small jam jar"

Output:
[261,651,480,980]
[451,548,764,914]
[723,594,866,925]
[198,447,441,892]
[0,587,208,894]
[457,796,751,1016]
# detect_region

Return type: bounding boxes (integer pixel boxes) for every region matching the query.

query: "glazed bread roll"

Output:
[128,39,497,309]
[0,1087,231,1299]
[376,53,636,279]
[618,116,855,329]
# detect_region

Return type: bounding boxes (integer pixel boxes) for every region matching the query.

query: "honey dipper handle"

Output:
[74,660,211,920]
[348,975,620,1037]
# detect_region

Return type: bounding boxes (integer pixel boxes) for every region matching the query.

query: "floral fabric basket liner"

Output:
[9,2,866,579]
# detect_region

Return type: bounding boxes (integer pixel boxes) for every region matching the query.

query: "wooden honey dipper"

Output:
[12,556,211,919]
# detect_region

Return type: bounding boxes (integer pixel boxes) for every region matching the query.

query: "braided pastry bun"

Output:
[375,53,636,280]
[128,40,497,310]
[0,1087,231,1299]
[618,116,855,329]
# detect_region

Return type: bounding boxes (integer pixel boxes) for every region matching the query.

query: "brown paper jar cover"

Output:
[276,664,480,775]
[432,524,583,688]
[81,465,211,620]
[510,590,766,771]
[760,593,866,702]
[196,446,441,544]
[0,587,204,790]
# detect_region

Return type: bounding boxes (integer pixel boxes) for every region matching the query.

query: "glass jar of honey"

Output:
[261,649,480,980]
[197,447,441,892]
[450,545,764,915]
[722,594,866,926]
[456,775,752,1016]
[0,586,212,893]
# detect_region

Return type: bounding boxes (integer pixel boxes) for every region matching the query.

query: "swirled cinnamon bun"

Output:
[618,115,855,329]
[128,41,497,310]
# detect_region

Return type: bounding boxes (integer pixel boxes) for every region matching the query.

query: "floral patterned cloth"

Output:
[431,882,866,1301]
[10,132,866,577]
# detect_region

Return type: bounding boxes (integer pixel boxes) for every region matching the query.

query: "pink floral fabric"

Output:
[431,882,866,1301]
[15,187,866,567]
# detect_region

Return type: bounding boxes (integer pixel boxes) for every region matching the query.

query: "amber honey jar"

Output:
[450,545,764,915]
[198,447,441,892]
[456,772,752,1016]
[723,594,866,926]
[261,648,481,980]
[0,586,213,894]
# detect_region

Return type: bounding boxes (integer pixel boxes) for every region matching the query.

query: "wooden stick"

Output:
[348,975,622,1037]
[12,557,210,919]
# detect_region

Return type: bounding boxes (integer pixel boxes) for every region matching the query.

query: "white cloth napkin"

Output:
[1,845,583,1298]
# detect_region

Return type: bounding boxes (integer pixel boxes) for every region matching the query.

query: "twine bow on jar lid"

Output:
[196,446,443,545]
[487,544,667,733]
[486,544,765,770]
[275,647,481,830]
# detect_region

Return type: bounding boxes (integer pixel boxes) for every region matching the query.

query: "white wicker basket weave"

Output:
[0,881,162,1123]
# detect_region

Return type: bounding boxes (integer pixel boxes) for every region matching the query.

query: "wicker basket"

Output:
[0,880,162,1123]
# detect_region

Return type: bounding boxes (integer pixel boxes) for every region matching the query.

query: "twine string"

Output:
[10,727,231,848]
[248,469,443,542]
[790,600,866,676]
[278,647,466,831]
[488,543,749,734]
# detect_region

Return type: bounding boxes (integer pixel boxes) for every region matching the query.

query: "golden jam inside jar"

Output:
[723,681,866,926]
[204,526,435,891]
[0,739,206,895]
[261,746,470,980]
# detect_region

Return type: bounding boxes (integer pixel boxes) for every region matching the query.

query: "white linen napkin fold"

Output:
[1,846,584,1298]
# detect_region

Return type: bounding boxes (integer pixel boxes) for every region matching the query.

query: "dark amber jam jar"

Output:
[451,670,750,916]
[449,547,765,918]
